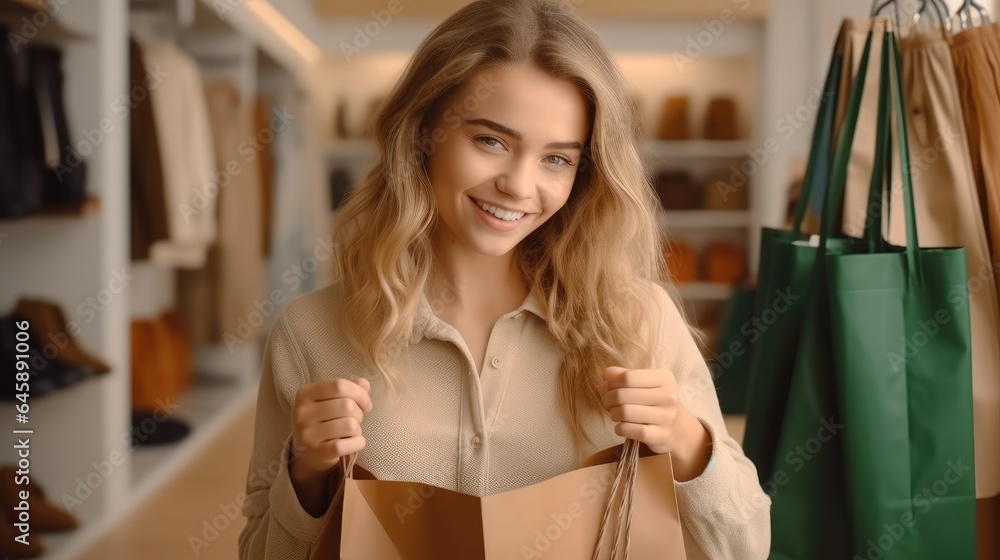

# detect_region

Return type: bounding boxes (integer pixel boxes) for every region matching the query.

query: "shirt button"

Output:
[472,435,481,449]
[491,356,503,368]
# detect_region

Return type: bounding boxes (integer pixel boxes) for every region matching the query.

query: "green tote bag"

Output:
[742,36,844,483]
[764,24,888,560]
[826,27,977,560]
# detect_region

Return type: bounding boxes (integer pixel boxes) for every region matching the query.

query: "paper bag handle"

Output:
[592,438,641,560]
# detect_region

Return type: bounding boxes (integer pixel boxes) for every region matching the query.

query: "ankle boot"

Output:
[0,466,78,532]
[704,97,740,140]
[15,298,110,375]
[657,96,691,140]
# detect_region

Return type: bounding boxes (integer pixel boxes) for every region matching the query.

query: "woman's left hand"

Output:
[600,366,714,481]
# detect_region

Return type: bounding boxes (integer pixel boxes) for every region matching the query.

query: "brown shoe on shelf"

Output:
[654,171,702,210]
[664,240,698,284]
[14,298,110,375]
[703,242,747,284]
[160,309,194,394]
[704,97,740,140]
[0,466,79,533]
[0,521,44,558]
[131,319,171,411]
[657,96,691,140]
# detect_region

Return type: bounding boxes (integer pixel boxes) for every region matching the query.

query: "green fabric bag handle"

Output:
[819,29,874,249]
[790,49,843,234]
[858,28,924,283]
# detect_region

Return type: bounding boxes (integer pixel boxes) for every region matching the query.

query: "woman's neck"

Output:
[426,242,528,317]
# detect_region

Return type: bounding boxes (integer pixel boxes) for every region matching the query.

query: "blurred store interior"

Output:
[0,0,997,558]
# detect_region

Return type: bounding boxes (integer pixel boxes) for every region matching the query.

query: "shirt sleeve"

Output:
[652,283,772,560]
[238,312,326,559]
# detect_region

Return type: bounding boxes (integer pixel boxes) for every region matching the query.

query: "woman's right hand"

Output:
[288,377,372,516]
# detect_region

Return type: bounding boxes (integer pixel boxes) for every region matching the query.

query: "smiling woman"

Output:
[238,1,771,559]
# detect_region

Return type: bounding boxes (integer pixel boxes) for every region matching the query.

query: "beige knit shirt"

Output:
[238,281,771,559]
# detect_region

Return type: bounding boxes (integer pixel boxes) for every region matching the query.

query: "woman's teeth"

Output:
[473,198,525,221]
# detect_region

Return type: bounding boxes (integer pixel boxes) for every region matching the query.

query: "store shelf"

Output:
[643,140,750,161]
[676,281,735,301]
[661,210,750,229]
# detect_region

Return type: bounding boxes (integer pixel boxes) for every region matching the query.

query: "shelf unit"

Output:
[0,1,323,558]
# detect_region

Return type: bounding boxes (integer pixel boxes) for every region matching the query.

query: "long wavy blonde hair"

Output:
[331,0,675,445]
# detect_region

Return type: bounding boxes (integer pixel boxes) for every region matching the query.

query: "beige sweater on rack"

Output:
[237,281,771,559]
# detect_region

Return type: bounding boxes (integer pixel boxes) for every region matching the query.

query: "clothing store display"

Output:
[654,171,701,210]
[27,44,86,209]
[238,281,770,560]
[953,23,1000,263]
[137,39,218,269]
[176,82,264,347]
[254,97,276,258]
[702,241,746,284]
[702,169,748,210]
[895,25,1000,500]
[129,38,169,261]
[0,466,78,532]
[656,95,691,140]
[834,16,1000,499]
[130,410,191,447]
[15,298,110,375]
[309,442,686,559]
[703,97,739,140]
[0,24,43,218]
[664,240,697,283]
[826,30,975,558]
[333,97,349,139]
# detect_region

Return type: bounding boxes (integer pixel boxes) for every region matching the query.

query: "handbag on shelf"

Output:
[308,439,687,560]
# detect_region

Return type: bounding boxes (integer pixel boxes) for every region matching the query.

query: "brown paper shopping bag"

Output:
[308,440,686,560]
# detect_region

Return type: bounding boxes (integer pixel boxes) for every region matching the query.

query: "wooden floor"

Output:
[79,400,255,560]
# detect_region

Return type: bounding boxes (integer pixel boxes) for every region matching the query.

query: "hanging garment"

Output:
[254,97,275,258]
[267,91,316,308]
[128,38,169,261]
[138,39,218,268]
[176,82,264,346]
[891,27,1000,501]
[832,19,1000,500]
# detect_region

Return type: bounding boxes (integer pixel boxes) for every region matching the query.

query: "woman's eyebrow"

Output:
[466,118,583,150]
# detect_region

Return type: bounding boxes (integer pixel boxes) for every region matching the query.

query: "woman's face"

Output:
[423,63,591,257]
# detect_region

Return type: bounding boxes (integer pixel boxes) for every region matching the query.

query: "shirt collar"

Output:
[411,286,547,344]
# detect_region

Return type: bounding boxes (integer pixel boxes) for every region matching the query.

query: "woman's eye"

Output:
[546,155,574,167]
[475,136,504,149]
